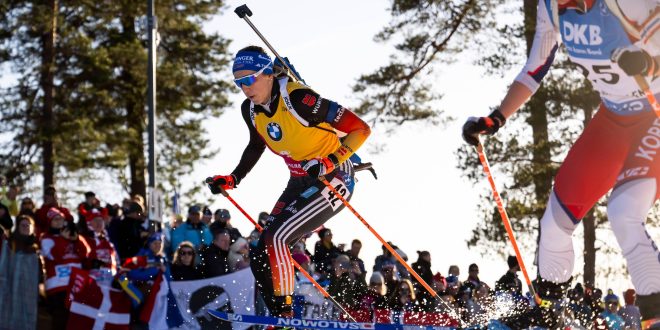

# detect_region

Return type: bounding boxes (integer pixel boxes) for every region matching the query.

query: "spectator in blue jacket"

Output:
[170,205,213,254]
[600,290,626,330]
[127,232,167,281]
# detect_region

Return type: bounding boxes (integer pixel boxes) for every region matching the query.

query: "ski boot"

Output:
[268,295,294,330]
[530,277,572,329]
[499,278,571,329]
[639,292,660,330]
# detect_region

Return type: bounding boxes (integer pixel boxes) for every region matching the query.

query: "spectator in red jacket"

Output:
[40,207,89,329]
[77,191,105,224]
[83,210,119,283]
[35,186,74,236]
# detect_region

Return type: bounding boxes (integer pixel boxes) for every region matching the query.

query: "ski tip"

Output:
[642,317,660,330]
[207,310,229,321]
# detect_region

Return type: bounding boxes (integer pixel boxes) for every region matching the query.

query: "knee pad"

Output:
[539,191,579,283]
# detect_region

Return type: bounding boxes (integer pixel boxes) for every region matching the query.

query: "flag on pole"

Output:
[139,271,184,329]
[172,189,180,216]
[66,268,131,330]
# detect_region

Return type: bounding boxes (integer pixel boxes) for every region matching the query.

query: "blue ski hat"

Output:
[232,50,273,74]
[604,289,619,303]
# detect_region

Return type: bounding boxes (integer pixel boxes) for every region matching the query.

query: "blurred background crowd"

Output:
[0,186,643,329]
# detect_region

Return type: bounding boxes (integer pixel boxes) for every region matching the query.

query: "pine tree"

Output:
[1,1,232,199]
[351,0,489,126]
[81,0,233,197]
[0,1,100,189]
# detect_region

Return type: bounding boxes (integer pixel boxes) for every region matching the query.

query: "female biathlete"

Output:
[208,46,371,318]
[463,0,660,327]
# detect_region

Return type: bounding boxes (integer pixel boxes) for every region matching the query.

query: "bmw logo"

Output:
[266,122,283,141]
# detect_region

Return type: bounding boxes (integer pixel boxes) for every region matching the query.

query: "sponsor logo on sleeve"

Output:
[334,107,346,123]
[312,98,322,114]
[302,94,317,107]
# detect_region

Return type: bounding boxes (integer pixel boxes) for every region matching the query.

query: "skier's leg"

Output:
[609,112,660,328]
[251,163,355,317]
[608,178,660,295]
[608,178,660,326]
[250,242,277,313]
[538,191,578,284]
[533,108,629,327]
[250,177,302,315]
[539,108,627,284]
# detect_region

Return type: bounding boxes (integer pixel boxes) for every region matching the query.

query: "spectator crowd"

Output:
[0,185,644,329]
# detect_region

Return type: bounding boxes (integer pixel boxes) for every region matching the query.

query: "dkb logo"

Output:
[563,22,602,45]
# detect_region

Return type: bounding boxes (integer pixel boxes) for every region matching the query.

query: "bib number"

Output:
[323,178,351,211]
[573,62,620,85]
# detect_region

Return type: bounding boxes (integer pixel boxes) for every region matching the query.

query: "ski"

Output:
[642,317,660,330]
[207,310,457,330]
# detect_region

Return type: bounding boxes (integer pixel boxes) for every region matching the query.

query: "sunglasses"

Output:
[180,250,194,256]
[234,64,271,88]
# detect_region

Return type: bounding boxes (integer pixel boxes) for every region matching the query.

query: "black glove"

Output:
[205,174,237,195]
[302,154,339,178]
[462,109,506,146]
[611,46,655,77]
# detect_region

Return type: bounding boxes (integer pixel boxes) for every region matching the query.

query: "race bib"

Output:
[321,177,352,211]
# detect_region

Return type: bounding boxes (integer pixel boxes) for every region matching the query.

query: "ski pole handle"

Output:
[354,162,378,180]
[353,162,372,172]
[234,4,252,18]
[205,177,229,197]
[233,5,300,83]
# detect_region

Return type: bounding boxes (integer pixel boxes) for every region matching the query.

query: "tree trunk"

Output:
[127,96,146,198]
[583,209,596,286]
[128,119,147,198]
[120,13,147,198]
[524,0,553,271]
[581,107,596,286]
[40,0,58,192]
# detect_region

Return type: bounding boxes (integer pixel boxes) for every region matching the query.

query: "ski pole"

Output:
[319,179,461,322]
[474,142,542,306]
[234,4,299,83]
[205,178,358,322]
[634,75,660,117]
